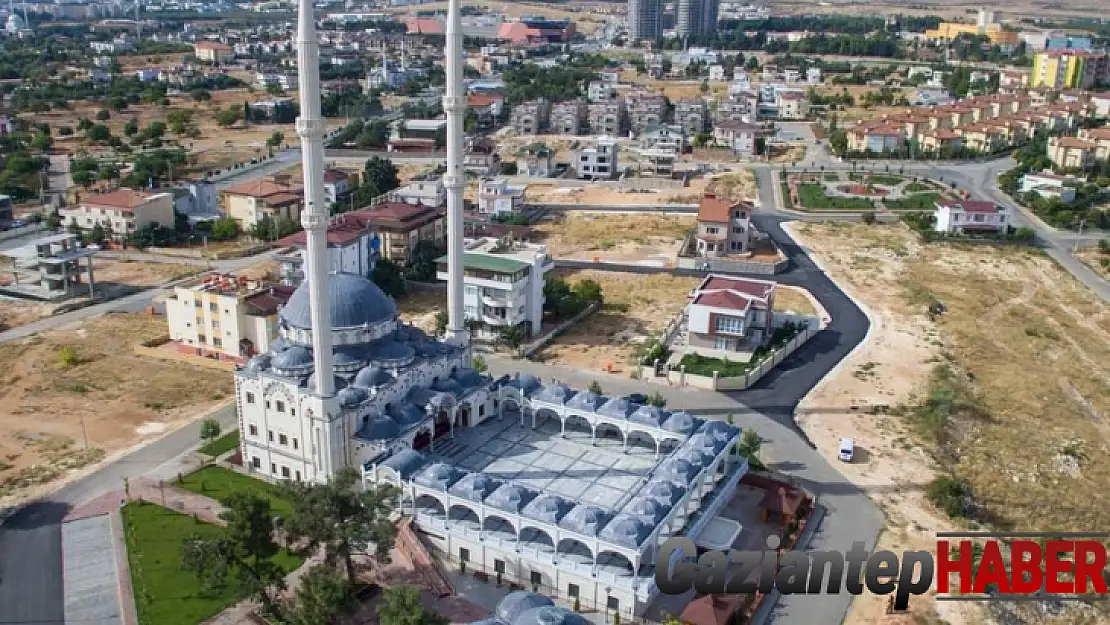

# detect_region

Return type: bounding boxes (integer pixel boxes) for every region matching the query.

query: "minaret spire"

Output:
[295,0,335,396]
[443,0,469,345]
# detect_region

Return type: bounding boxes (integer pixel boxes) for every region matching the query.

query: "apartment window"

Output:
[211,320,220,329]
[568,584,580,598]
[209,302,218,312]
[715,315,744,334]
[275,401,285,412]
[733,226,744,234]
[459,548,470,562]
[974,214,984,222]
[193,300,201,308]
[706,227,719,235]
[530,571,542,586]
[279,434,288,446]
[196,316,204,326]
[185,322,192,328]
[212,338,222,348]
[249,424,258,436]
[714,337,731,350]
[295,470,301,481]
[290,408,296,417]
[268,430,274,442]
[607,597,619,611]
[281,466,290,478]
[494,559,505,574]
[246,392,255,404]
[265,400,271,409]
[198,334,207,343]
[252,456,261,468]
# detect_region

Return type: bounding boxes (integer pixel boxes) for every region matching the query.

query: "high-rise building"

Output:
[676,0,719,40]
[627,0,661,41]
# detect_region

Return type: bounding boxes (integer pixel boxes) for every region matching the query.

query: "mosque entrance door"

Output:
[457,406,471,428]
[434,409,451,439]
[413,430,431,451]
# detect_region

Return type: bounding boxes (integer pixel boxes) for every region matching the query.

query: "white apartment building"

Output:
[60,189,176,240]
[933,200,1010,235]
[165,274,296,362]
[477,178,527,215]
[390,176,447,208]
[574,137,619,180]
[273,213,379,285]
[435,237,553,339]
[323,168,352,205]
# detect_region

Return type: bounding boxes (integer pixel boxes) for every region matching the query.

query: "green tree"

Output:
[379,586,448,625]
[282,565,357,625]
[124,119,139,136]
[471,355,488,373]
[363,156,400,196]
[86,124,111,143]
[283,468,400,585]
[31,132,52,152]
[76,117,93,132]
[210,218,241,241]
[371,258,406,298]
[95,109,110,121]
[647,391,667,407]
[266,131,284,147]
[87,223,107,245]
[587,380,603,395]
[463,108,478,133]
[180,492,288,617]
[405,240,445,282]
[434,310,449,336]
[266,83,285,96]
[58,126,74,137]
[572,278,603,303]
[736,429,763,470]
[190,88,212,102]
[72,170,95,187]
[199,418,221,448]
[216,106,242,128]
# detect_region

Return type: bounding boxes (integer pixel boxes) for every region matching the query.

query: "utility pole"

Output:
[1074,218,1085,254]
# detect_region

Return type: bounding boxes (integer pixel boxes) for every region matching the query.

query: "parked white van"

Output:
[838,438,855,462]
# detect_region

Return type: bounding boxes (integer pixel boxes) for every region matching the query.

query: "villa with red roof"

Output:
[933,200,1010,235]
[683,275,777,357]
[695,194,752,257]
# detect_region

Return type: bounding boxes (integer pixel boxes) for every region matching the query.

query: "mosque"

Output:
[236,0,749,618]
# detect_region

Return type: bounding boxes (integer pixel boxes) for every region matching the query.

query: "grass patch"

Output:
[904,181,932,193]
[797,183,875,210]
[176,466,292,517]
[901,364,989,449]
[925,476,972,520]
[883,192,941,211]
[123,501,302,625]
[863,173,905,186]
[677,323,807,377]
[198,430,240,458]
[823,173,840,182]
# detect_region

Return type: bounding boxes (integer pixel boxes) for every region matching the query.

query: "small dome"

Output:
[496,592,555,624]
[598,397,634,418]
[558,504,611,536]
[243,354,271,374]
[567,390,604,412]
[515,606,589,625]
[521,493,572,524]
[486,484,538,514]
[353,364,392,388]
[629,405,668,427]
[271,345,313,374]
[662,411,700,435]
[532,383,574,405]
[700,420,739,443]
[623,496,668,524]
[449,473,502,503]
[598,514,652,548]
[305,373,347,392]
[380,449,428,479]
[641,479,684,505]
[657,457,701,483]
[388,403,427,426]
[279,272,397,331]
[334,345,369,369]
[336,386,368,408]
[514,373,542,395]
[452,367,486,388]
[359,413,400,440]
[432,377,463,396]
[369,340,416,367]
[414,462,464,490]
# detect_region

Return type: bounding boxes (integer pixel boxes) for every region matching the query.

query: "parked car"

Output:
[838,438,855,462]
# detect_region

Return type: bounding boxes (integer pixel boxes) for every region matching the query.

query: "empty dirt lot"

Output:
[788,220,1110,625]
[0,313,234,506]
[537,269,698,372]
[533,213,695,266]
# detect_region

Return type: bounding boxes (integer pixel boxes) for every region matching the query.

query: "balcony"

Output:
[481,292,515,307]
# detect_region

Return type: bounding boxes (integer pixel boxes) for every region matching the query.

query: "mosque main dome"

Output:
[279,272,397,331]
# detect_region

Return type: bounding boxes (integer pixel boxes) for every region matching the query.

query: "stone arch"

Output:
[556,537,595,566]
[533,406,561,429]
[411,425,433,451]
[456,402,472,428]
[519,525,556,553]
[625,429,658,454]
[447,503,481,528]
[482,513,518,540]
[596,550,636,577]
[561,413,592,439]
[658,437,682,456]
[415,494,446,518]
[594,421,625,446]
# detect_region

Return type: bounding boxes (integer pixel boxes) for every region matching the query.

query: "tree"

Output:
[210,218,241,241]
[31,132,52,152]
[587,380,603,395]
[266,82,285,96]
[124,119,139,136]
[180,492,288,617]
[58,126,74,137]
[736,429,764,470]
[647,391,667,407]
[572,278,603,303]
[216,106,242,128]
[363,156,400,196]
[191,88,212,102]
[266,131,284,148]
[87,223,107,245]
[405,240,445,282]
[72,170,95,187]
[95,109,110,121]
[471,355,488,373]
[281,565,358,625]
[371,258,406,298]
[86,124,111,143]
[434,310,449,336]
[283,468,400,585]
[379,586,448,625]
[199,418,221,448]
[76,117,93,132]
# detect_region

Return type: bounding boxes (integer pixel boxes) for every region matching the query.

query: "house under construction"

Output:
[0,233,98,301]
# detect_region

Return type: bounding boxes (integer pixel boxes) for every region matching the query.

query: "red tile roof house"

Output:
[933,200,1010,236]
[695,194,753,258]
[273,211,379,284]
[683,275,777,359]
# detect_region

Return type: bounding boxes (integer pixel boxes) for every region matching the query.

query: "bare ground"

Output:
[537,269,698,372]
[0,313,235,507]
[788,220,1110,625]
[397,289,447,335]
[532,213,695,265]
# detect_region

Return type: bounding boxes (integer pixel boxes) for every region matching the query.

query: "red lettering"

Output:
[1045,541,1075,594]
[1009,541,1043,594]
[1072,540,1108,594]
[973,542,1012,594]
[937,540,973,594]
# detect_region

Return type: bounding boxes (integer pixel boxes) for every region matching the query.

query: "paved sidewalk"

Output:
[129,477,227,525]
[62,514,124,625]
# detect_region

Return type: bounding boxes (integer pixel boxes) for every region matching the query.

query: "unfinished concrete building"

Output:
[629,94,669,135]
[0,233,98,300]
[588,101,629,136]
[676,97,711,136]
[550,100,587,135]
[509,98,552,135]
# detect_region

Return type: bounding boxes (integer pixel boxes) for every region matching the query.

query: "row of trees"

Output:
[502,54,611,105]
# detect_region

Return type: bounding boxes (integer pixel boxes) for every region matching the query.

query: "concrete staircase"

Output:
[431,436,470,460]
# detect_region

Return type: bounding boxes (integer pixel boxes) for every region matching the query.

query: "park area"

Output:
[786,220,1110,625]
[0,312,234,506]
[532,212,695,266]
[783,172,955,212]
[536,269,699,372]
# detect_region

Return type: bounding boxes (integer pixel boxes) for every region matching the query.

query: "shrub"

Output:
[57,345,80,369]
[861,211,876,225]
[926,476,971,519]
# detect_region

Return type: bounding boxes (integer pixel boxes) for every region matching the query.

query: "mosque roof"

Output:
[279,272,397,331]
[379,449,429,479]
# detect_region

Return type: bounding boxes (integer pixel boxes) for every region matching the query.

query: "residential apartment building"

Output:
[435,236,553,339]
[464,137,501,176]
[628,0,662,41]
[1049,136,1099,169]
[776,91,808,120]
[220,176,304,228]
[684,274,777,357]
[60,189,176,239]
[629,95,669,135]
[477,178,526,215]
[323,168,352,206]
[587,81,616,103]
[676,0,719,39]
[573,137,619,180]
[694,194,752,257]
[712,120,760,156]
[272,213,379,285]
[510,98,552,135]
[933,200,1010,235]
[1030,51,1110,90]
[675,97,710,136]
[551,100,587,135]
[165,274,296,362]
[348,202,445,264]
[716,92,759,123]
[1019,170,1079,203]
[587,101,628,136]
[1078,126,1110,160]
[388,175,447,208]
[515,143,556,177]
[194,41,234,64]
[847,123,906,153]
[641,123,685,154]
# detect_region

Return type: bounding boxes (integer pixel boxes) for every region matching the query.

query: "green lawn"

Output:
[177,466,293,517]
[679,353,757,377]
[123,501,303,625]
[198,431,240,457]
[823,173,841,181]
[864,174,905,186]
[797,183,875,210]
[884,192,942,211]
[904,181,933,193]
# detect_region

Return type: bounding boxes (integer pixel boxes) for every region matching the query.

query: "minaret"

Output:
[443,0,469,345]
[295,0,335,396]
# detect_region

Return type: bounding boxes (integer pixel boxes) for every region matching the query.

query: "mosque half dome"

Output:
[279,272,397,331]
